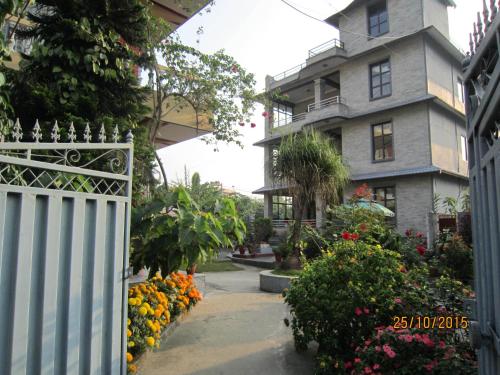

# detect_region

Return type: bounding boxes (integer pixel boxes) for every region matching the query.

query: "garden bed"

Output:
[259,269,298,293]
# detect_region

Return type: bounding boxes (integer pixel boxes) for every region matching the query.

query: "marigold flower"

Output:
[128,364,137,373]
[128,298,137,306]
[138,307,147,316]
[126,352,133,363]
[127,329,132,337]
[146,337,155,347]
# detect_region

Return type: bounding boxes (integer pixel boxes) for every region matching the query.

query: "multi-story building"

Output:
[253,0,468,237]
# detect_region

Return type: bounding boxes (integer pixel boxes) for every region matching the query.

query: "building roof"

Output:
[252,185,288,195]
[351,166,468,181]
[325,0,456,28]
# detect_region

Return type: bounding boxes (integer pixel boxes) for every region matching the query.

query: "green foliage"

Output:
[273,129,349,250]
[434,233,473,283]
[284,240,405,359]
[130,187,246,277]
[253,217,273,243]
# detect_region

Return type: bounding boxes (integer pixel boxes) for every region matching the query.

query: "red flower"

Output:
[363,307,370,314]
[375,346,381,352]
[354,358,361,364]
[344,361,353,369]
[250,123,256,128]
[421,334,434,348]
[364,367,373,374]
[405,229,412,237]
[424,359,438,372]
[373,364,381,370]
[383,344,396,358]
[365,339,372,346]
[355,307,363,316]
[231,64,238,73]
[359,223,368,232]
[239,122,245,127]
[416,232,424,238]
[394,297,402,304]
[439,340,446,349]
[262,111,269,118]
[342,231,351,240]
[351,233,360,241]
[399,266,407,273]
[416,245,426,256]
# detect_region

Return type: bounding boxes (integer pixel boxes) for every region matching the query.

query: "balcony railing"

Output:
[308,38,344,58]
[272,62,306,81]
[273,112,307,127]
[307,96,345,112]
[272,219,316,228]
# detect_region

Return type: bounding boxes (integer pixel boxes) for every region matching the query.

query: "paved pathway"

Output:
[139,265,315,375]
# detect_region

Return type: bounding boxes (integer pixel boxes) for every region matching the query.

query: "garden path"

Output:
[139,264,315,375]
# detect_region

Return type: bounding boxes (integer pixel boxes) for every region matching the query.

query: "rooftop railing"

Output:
[308,38,344,58]
[272,62,306,81]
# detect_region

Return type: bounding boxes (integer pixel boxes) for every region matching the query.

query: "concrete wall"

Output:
[339,36,427,114]
[341,102,431,175]
[425,38,465,114]
[422,0,450,39]
[337,0,424,57]
[345,175,434,234]
[429,104,468,176]
[433,174,469,213]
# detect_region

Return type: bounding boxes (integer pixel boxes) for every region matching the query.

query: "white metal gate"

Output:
[0,120,133,374]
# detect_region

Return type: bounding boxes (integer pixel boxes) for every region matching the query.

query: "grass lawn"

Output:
[197,260,244,273]
[271,269,302,277]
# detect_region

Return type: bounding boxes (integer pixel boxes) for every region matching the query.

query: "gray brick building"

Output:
[253,0,468,237]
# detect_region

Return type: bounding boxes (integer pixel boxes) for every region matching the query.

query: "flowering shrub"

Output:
[126,272,202,373]
[396,229,427,268]
[349,326,476,374]
[284,237,406,367]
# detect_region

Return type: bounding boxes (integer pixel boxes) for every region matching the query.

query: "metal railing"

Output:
[307,96,345,112]
[272,62,306,81]
[273,112,307,127]
[308,38,344,58]
[272,219,316,228]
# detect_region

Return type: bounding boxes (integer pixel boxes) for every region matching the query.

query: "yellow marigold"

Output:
[128,298,137,306]
[128,341,135,348]
[142,302,151,310]
[127,318,131,326]
[146,319,153,327]
[128,364,137,373]
[127,329,132,337]
[126,352,133,363]
[138,307,147,316]
[154,309,162,318]
[146,337,155,347]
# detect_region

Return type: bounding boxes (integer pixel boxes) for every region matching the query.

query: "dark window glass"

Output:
[373,187,396,212]
[370,60,391,99]
[272,196,293,220]
[272,103,293,128]
[372,122,393,161]
[368,1,389,37]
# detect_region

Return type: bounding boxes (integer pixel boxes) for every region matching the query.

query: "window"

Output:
[272,103,293,128]
[272,196,293,220]
[1,22,33,55]
[373,186,396,212]
[370,60,391,99]
[368,1,389,37]
[457,79,465,103]
[372,122,393,161]
[461,135,468,162]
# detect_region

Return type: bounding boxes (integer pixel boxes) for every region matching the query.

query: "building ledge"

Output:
[351,166,468,181]
[252,185,288,195]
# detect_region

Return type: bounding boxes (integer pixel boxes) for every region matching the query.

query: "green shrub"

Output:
[284,238,406,361]
[438,234,473,283]
[253,217,273,243]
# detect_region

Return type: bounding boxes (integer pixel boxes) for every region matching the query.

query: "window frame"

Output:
[272,195,293,220]
[371,121,394,162]
[461,135,468,162]
[367,0,389,38]
[369,59,392,100]
[272,102,293,128]
[372,185,396,214]
[457,78,465,103]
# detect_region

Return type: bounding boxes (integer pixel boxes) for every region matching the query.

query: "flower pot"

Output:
[274,254,283,263]
[238,247,245,255]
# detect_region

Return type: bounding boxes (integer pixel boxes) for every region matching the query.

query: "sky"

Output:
[158,0,483,196]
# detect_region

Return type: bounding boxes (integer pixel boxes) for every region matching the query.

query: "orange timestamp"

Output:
[392,316,469,329]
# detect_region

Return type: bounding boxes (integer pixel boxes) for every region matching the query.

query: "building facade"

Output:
[253,0,468,237]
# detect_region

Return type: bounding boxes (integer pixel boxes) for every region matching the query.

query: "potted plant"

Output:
[272,246,282,263]
[237,245,245,255]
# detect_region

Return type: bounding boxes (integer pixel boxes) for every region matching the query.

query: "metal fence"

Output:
[463,2,500,374]
[0,120,133,374]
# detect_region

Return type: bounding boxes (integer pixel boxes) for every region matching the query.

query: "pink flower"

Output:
[373,364,381,370]
[375,346,381,352]
[262,111,269,118]
[355,307,363,316]
[364,339,372,346]
[439,340,446,349]
[364,366,373,374]
[416,232,424,238]
[424,359,438,372]
[363,307,370,315]
[344,361,353,369]
[231,64,238,73]
[394,297,402,304]
[239,122,245,127]
[354,358,361,364]
[250,123,256,128]
[383,344,396,359]
[403,334,413,343]
[416,245,426,256]
[405,229,412,237]
[421,334,435,348]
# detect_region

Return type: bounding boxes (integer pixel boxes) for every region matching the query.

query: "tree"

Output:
[273,129,349,265]
[8,0,155,198]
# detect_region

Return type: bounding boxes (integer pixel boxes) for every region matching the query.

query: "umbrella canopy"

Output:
[344,198,395,217]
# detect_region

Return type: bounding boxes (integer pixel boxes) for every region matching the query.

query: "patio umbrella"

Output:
[344,198,395,217]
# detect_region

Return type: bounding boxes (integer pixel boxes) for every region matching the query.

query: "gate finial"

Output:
[126,129,134,143]
[83,123,92,143]
[68,122,77,143]
[51,120,61,143]
[98,123,106,143]
[112,125,119,143]
[12,118,23,142]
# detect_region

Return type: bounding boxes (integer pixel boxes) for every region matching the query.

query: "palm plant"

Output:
[273,130,349,264]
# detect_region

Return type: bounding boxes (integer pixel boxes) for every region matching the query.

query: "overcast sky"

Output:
[158,0,483,196]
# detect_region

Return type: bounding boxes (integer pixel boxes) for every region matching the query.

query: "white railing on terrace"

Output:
[272,219,316,228]
[308,38,344,58]
[273,62,306,81]
[307,96,345,112]
[272,96,345,128]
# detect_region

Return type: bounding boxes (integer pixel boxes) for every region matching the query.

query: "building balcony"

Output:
[269,38,347,88]
[271,96,348,130]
